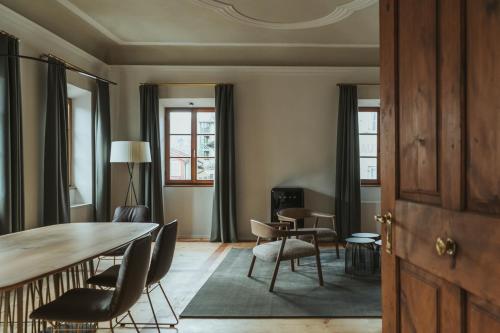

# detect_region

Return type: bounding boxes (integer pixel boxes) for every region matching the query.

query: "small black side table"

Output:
[345,237,376,276]
[352,232,380,240]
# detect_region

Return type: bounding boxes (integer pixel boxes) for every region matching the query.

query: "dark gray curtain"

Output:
[94,81,111,221]
[211,84,237,243]
[0,35,24,234]
[43,58,70,225]
[139,84,164,225]
[335,85,361,239]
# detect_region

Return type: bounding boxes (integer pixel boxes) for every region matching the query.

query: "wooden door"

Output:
[380,0,500,332]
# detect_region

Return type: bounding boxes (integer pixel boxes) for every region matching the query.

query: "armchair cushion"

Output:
[253,239,316,262]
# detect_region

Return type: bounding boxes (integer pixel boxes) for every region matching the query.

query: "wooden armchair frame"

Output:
[248,219,323,292]
[277,208,340,259]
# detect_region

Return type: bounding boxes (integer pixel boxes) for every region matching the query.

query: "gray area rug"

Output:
[181,248,381,318]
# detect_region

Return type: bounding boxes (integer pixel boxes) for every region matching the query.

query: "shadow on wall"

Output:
[298,188,381,234]
[303,188,335,213]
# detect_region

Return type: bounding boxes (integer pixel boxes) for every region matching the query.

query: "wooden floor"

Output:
[114,241,382,333]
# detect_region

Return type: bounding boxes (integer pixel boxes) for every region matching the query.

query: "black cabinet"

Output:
[270,187,304,228]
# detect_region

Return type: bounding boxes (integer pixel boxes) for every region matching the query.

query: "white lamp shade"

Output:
[110,141,152,163]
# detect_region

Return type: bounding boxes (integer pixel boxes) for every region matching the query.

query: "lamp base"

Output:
[124,163,139,206]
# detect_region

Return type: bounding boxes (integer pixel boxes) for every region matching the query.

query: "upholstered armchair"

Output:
[248,219,323,292]
[277,208,340,259]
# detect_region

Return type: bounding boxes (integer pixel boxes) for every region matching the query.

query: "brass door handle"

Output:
[375,212,392,224]
[374,212,393,254]
[435,237,456,257]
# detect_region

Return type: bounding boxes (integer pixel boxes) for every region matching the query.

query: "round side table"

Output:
[352,232,380,240]
[345,237,376,276]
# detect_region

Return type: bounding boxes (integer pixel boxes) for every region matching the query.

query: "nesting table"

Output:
[345,233,381,276]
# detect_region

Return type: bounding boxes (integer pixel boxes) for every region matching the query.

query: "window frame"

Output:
[358,107,381,186]
[164,107,215,187]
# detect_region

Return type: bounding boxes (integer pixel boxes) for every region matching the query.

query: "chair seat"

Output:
[87,265,120,288]
[253,239,316,262]
[30,288,114,323]
[298,227,337,241]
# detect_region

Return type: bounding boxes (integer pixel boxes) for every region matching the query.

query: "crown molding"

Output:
[56,0,378,48]
[190,0,378,30]
[121,42,379,48]
[110,64,380,74]
[0,3,105,67]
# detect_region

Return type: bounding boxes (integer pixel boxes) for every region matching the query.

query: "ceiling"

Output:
[1,0,379,66]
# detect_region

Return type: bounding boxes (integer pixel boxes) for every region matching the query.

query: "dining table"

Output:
[0,222,157,333]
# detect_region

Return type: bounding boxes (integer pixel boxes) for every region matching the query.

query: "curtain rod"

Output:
[337,83,379,86]
[2,31,114,86]
[40,53,117,85]
[140,82,217,87]
[0,53,117,86]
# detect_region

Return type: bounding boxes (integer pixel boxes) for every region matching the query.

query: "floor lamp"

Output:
[110,141,152,206]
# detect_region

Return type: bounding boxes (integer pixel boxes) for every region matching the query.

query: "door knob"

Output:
[374,212,393,254]
[435,237,456,257]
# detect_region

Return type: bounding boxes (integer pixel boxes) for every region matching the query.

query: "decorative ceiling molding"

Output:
[56,0,379,47]
[190,0,378,30]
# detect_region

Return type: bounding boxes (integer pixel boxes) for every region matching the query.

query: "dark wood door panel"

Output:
[400,261,462,333]
[398,0,439,198]
[467,294,500,333]
[466,0,500,215]
[395,201,500,308]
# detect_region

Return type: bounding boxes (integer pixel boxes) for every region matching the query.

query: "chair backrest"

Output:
[277,208,313,221]
[112,206,150,222]
[147,220,178,285]
[250,219,282,239]
[109,235,152,317]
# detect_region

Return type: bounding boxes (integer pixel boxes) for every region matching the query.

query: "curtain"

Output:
[211,84,237,243]
[43,58,70,225]
[0,35,24,234]
[139,84,164,226]
[335,84,361,239]
[94,81,111,221]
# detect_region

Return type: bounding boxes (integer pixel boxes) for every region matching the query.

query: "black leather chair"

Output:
[95,206,154,272]
[112,205,150,223]
[30,235,152,332]
[88,220,178,331]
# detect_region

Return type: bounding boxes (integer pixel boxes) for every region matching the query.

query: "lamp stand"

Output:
[124,162,139,206]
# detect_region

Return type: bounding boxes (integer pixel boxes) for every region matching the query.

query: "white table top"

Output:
[0,222,157,292]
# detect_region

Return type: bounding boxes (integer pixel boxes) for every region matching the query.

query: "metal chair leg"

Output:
[158,282,179,327]
[146,288,161,333]
[127,311,140,333]
[109,320,114,333]
[94,258,101,274]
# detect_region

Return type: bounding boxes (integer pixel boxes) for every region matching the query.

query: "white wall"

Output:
[0,4,108,228]
[2,5,380,235]
[109,66,380,240]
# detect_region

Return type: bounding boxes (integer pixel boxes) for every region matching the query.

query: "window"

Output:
[67,98,73,186]
[67,84,93,206]
[165,108,215,186]
[358,107,380,185]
